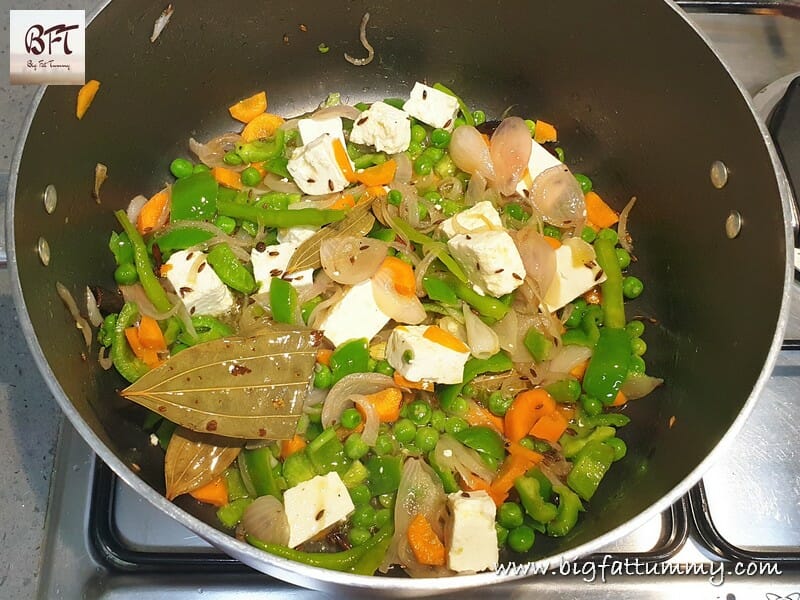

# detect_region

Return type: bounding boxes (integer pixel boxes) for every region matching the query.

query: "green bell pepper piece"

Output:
[561,425,616,459]
[341,459,369,488]
[225,466,250,501]
[515,476,558,524]
[217,199,346,228]
[567,440,616,501]
[111,303,149,383]
[545,378,581,404]
[307,428,349,476]
[155,419,177,450]
[546,484,583,537]
[255,191,300,211]
[366,455,402,496]
[150,227,213,257]
[527,467,553,501]
[217,498,253,529]
[236,129,285,163]
[207,243,257,294]
[282,451,317,488]
[109,231,134,265]
[427,450,459,493]
[453,426,505,469]
[594,237,626,329]
[98,313,117,348]
[178,315,234,346]
[524,327,553,362]
[160,317,182,346]
[114,211,172,312]
[241,447,282,500]
[170,170,219,222]
[349,524,394,575]
[562,304,602,348]
[329,338,370,384]
[583,327,631,405]
[269,277,298,325]
[581,412,631,429]
[438,351,513,407]
[301,296,323,325]
[263,156,291,179]
[422,275,459,305]
[448,276,509,321]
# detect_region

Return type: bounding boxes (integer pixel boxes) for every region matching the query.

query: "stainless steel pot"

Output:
[5,0,794,594]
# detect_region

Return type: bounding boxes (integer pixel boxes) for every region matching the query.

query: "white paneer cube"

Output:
[165,250,234,317]
[446,491,498,573]
[385,325,470,385]
[541,244,606,312]
[317,279,391,347]
[298,114,346,147]
[277,225,319,246]
[447,231,526,297]
[350,101,411,154]
[403,82,460,131]
[287,134,350,196]
[515,139,563,197]
[250,243,314,293]
[439,200,503,238]
[283,472,355,549]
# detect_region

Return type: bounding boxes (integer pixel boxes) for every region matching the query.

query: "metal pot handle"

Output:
[1,172,8,268]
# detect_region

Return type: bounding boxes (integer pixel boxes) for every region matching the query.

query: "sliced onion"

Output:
[120,285,180,320]
[513,226,557,294]
[414,247,443,297]
[93,163,107,202]
[297,270,335,305]
[308,286,345,329]
[618,196,637,253]
[98,345,113,370]
[492,309,538,362]
[490,117,533,196]
[433,434,495,484]
[189,133,241,168]
[241,495,290,546]
[85,286,103,327]
[529,165,586,228]
[437,316,467,344]
[320,236,388,285]
[391,152,413,185]
[562,236,596,267]
[464,172,487,206]
[56,282,92,348]
[463,305,499,359]
[371,263,426,325]
[321,373,395,428]
[126,195,148,225]
[449,125,495,181]
[255,173,301,195]
[548,344,592,375]
[438,176,463,201]
[351,394,380,446]
[310,104,361,121]
[620,373,664,400]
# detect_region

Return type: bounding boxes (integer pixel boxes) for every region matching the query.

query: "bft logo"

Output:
[10,10,86,85]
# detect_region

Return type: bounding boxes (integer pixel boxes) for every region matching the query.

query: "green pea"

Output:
[192,163,210,174]
[344,432,370,460]
[351,504,376,529]
[240,220,258,237]
[407,141,423,158]
[628,355,646,374]
[453,116,466,129]
[349,483,372,505]
[574,173,593,193]
[375,507,392,527]
[241,166,263,187]
[341,407,363,430]
[378,492,396,509]
[430,128,451,148]
[114,262,138,285]
[581,395,603,417]
[488,391,512,417]
[313,364,332,389]
[434,155,457,178]
[430,409,446,432]
[631,337,647,356]
[616,247,631,269]
[606,437,627,461]
[393,418,417,444]
[414,156,433,175]
[348,527,372,547]
[444,416,468,435]
[422,146,445,163]
[496,523,509,546]
[423,190,442,204]
[223,151,243,166]
[623,276,644,299]
[367,358,378,372]
[415,427,440,453]
[443,395,468,417]
[472,110,487,126]
[597,228,619,244]
[507,525,535,553]
[543,225,562,240]
[504,202,528,222]
[580,226,597,243]
[213,215,237,235]
[626,320,645,338]
[418,203,429,221]
[374,359,394,376]
[387,189,403,206]
[532,439,552,453]
[563,299,588,328]
[498,502,524,529]
[375,433,395,456]
[408,400,431,426]
[170,158,194,179]
[524,119,536,137]
[518,437,535,451]
[461,383,476,398]
[411,124,427,144]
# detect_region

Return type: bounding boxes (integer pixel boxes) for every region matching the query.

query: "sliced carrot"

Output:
[488,450,542,506]
[332,138,357,183]
[533,119,557,144]
[461,472,492,493]
[76,79,100,120]
[543,235,562,250]
[355,159,397,187]
[423,325,469,353]
[393,371,434,392]
[529,410,570,444]
[569,360,588,381]
[407,514,446,566]
[611,390,628,407]
[329,193,356,210]
[504,389,556,443]
[125,327,161,369]
[138,315,167,351]
[585,191,619,229]
[556,404,576,423]
[136,188,170,235]
[228,91,267,123]
[465,400,505,436]
[365,185,388,198]
[316,348,333,366]
[188,476,229,507]
[241,112,285,142]
[212,166,243,190]
[280,434,307,459]
[377,256,416,297]
[356,387,403,423]
[506,441,544,464]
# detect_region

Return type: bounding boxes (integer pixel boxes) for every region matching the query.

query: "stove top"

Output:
[34,5,800,599]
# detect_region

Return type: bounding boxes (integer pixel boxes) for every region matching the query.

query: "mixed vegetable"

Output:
[94,82,663,576]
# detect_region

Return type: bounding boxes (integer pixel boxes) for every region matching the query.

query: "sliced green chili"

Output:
[207,243,257,294]
[217,199,345,228]
[111,302,149,383]
[114,211,172,312]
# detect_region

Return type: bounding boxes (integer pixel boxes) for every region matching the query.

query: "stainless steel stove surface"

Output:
[34,5,800,599]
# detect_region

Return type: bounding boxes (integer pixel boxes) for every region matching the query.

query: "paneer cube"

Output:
[439,200,503,238]
[447,231,526,297]
[250,243,314,293]
[385,325,470,385]
[283,472,355,549]
[446,490,498,573]
[403,82,460,131]
[350,101,411,154]
[298,114,346,147]
[515,138,563,198]
[287,134,350,196]
[277,225,319,246]
[541,244,606,312]
[165,249,234,317]
[317,279,391,347]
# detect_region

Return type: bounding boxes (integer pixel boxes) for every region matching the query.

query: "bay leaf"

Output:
[285,201,375,274]
[121,328,320,439]
[164,427,242,500]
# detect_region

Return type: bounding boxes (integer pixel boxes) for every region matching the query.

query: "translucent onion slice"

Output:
[490,117,533,196]
[529,165,586,227]
[449,125,495,181]
[351,394,380,446]
[620,373,664,400]
[241,495,290,546]
[85,286,103,327]
[513,227,557,294]
[189,133,241,168]
[371,262,426,325]
[321,373,395,430]
[433,434,496,484]
[126,195,148,225]
[320,236,388,285]
[562,236,596,267]
[56,282,92,348]
[548,344,592,375]
[618,196,637,253]
[463,305,499,359]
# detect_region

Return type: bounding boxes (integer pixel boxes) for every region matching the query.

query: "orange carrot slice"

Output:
[585,191,619,229]
[407,514,446,566]
[533,119,557,143]
[228,91,267,123]
[188,476,229,507]
[136,188,170,234]
[211,166,243,190]
[77,80,100,120]
[241,112,285,142]
[423,325,469,353]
